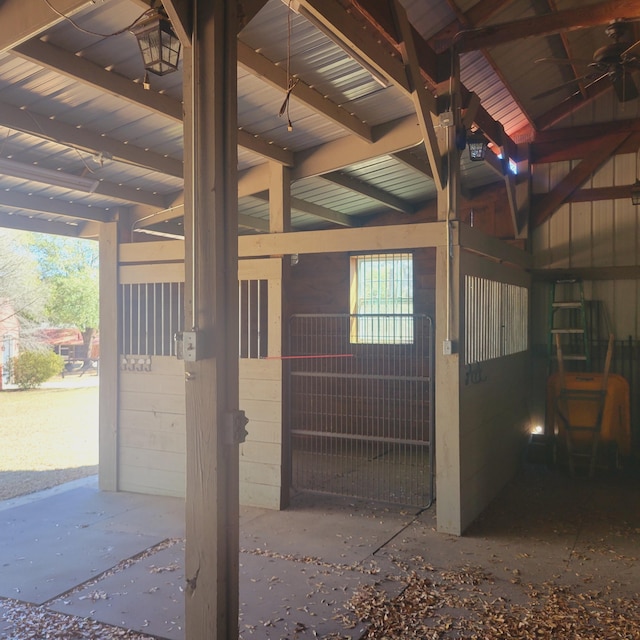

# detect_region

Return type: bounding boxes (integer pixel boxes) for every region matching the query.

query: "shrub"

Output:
[10,350,65,389]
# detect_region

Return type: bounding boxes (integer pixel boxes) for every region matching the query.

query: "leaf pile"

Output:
[0,599,154,640]
[339,562,640,639]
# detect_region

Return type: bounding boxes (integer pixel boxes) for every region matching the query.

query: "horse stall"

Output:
[285,249,436,508]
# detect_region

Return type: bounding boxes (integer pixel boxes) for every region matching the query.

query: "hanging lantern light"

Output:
[467,131,487,162]
[631,179,640,206]
[131,11,181,76]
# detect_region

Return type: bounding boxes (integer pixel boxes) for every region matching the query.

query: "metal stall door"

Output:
[289,314,434,508]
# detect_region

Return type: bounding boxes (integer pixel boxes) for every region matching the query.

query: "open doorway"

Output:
[0,230,99,502]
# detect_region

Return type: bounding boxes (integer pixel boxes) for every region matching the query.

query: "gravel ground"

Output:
[0,376,98,501]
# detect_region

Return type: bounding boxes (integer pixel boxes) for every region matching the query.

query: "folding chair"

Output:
[554,334,613,477]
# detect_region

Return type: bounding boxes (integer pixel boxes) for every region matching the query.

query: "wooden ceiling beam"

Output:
[323,171,416,214]
[0,211,82,237]
[296,0,411,91]
[531,119,640,162]
[0,0,92,53]
[457,0,640,52]
[13,39,183,122]
[531,132,629,227]
[238,0,270,32]
[534,77,612,131]
[237,41,373,142]
[252,191,358,227]
[430,0,517,52]
[392,148,433,178]
[0,101,183,179]
[393,0,445,191]
[293,114,423,182]
[544,184,638,203]
[14,38,293,166]
[0,190,113,222]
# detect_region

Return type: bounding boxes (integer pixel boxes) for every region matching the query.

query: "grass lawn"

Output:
[0,380,98,501]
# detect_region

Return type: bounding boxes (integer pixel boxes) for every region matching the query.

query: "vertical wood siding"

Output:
[532,152,640,341]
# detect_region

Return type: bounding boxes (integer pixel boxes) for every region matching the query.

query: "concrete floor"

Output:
[1,464,639,639]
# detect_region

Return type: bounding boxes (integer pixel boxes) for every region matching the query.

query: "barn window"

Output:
[350,252,414,344]
[464,276,528,364]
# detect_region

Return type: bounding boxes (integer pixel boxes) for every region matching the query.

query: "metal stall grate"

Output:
[119,282,184,356]
[289,314,433,508]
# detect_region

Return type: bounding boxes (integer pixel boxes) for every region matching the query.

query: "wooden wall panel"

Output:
[118,356,186,497]
[238,261,284,510]
[532,155,640,342]
[614,200,637,267]
[457,250,531,532]
[592,201,614,267]
[569,202,591,268]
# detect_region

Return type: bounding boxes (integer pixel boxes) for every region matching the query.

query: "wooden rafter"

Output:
[323,171,417,214]
[297,0,410,91]
[0,212,82,237]
[531,119,640,162]
[531,132,630,227]
[292,114,423,182]
[457,0,640,52]
[534,77,612,131]
[429,0,517,51]
[0,190,112,223]
[14,39,183,122]
[252,191,358,228]
[392,0,445,191]
[237,42,373,142]
[14,38,294,167]
[346,0,518,156]
[0,0,91,53]
[392,148,433,178]
[0,101,183,179]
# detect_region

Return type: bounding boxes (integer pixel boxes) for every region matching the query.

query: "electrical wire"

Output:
[278,1,297,131]
[41,0,155,38]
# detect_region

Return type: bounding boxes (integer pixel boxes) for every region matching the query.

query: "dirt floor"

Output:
[0,375,98,501]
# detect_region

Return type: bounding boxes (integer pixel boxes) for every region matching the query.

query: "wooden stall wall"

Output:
[118,243,186,497]
[116,245,286,508]
[457,250,531,532]
[238,258,285,509]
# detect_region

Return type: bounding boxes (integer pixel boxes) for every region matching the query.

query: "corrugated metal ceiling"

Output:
[0,0,636,238]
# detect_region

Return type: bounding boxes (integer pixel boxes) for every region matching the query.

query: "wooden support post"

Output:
[183,1,240,638]
[434,44,464,534]
[98,219,119,491]
[269,162,291,233]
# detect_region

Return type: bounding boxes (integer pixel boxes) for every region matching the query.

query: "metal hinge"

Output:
[225,410,249,445]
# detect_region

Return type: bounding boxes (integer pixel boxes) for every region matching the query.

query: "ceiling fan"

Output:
[533,20,640,102]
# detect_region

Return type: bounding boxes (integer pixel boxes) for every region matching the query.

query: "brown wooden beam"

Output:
[457,0,640,52]
[531,132,629,227]
[533,266,640,281]
[531,123,640,163]
[429,0,517,52]
[541,184,636,203]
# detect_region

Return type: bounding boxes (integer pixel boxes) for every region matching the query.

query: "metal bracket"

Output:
[225,410,249,445]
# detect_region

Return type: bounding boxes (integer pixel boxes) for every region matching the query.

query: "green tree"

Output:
[0,230,48,349]
[28,235,99,360]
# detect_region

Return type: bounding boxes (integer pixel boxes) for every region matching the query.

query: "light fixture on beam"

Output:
[467,131,487,162]
[0,158,99,193]
[131,10,181,76]
[631,179,640,205]
[283,0,388,87]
